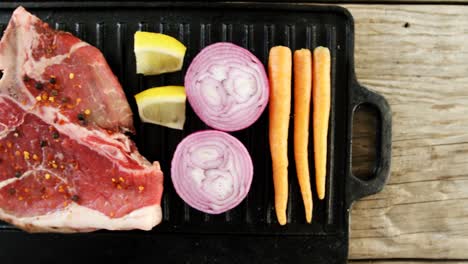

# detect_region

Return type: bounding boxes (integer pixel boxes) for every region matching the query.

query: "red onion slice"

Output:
[171,130,253,214]
[185,42,269,131]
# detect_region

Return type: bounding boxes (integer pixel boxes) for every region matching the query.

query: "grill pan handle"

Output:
[346,80,392,206]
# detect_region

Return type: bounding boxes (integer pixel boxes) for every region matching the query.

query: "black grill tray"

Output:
[0,2,392,263]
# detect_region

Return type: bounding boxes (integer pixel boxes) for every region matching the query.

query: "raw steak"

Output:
[0,7,163,232]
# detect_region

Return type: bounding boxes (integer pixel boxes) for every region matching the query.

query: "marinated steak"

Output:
[0,7,163,232]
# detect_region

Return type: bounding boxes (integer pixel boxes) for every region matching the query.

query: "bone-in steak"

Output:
[0,7,163,232]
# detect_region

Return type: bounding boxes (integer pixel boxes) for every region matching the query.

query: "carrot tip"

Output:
[306,211,312,223]
[276,212,287,226]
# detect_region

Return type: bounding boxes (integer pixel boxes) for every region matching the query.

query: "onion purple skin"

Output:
[185,42,269,132]
[171,130,253,215]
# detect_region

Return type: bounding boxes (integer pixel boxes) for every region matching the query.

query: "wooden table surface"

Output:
[343,3,468,263]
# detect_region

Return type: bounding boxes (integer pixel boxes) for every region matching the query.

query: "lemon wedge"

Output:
[135,86,186,129]
[134,31,187,75]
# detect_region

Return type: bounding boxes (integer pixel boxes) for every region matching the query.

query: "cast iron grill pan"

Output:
[0,2,391,263]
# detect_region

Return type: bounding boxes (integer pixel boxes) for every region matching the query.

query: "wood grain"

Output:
[344,5,468,260]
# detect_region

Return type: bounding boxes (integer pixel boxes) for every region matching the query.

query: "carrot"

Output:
[268,46,292,225]
[293,49,313,223]
[313,46,331,200]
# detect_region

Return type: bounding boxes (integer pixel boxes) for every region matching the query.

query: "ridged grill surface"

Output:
[0,6,351,235]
